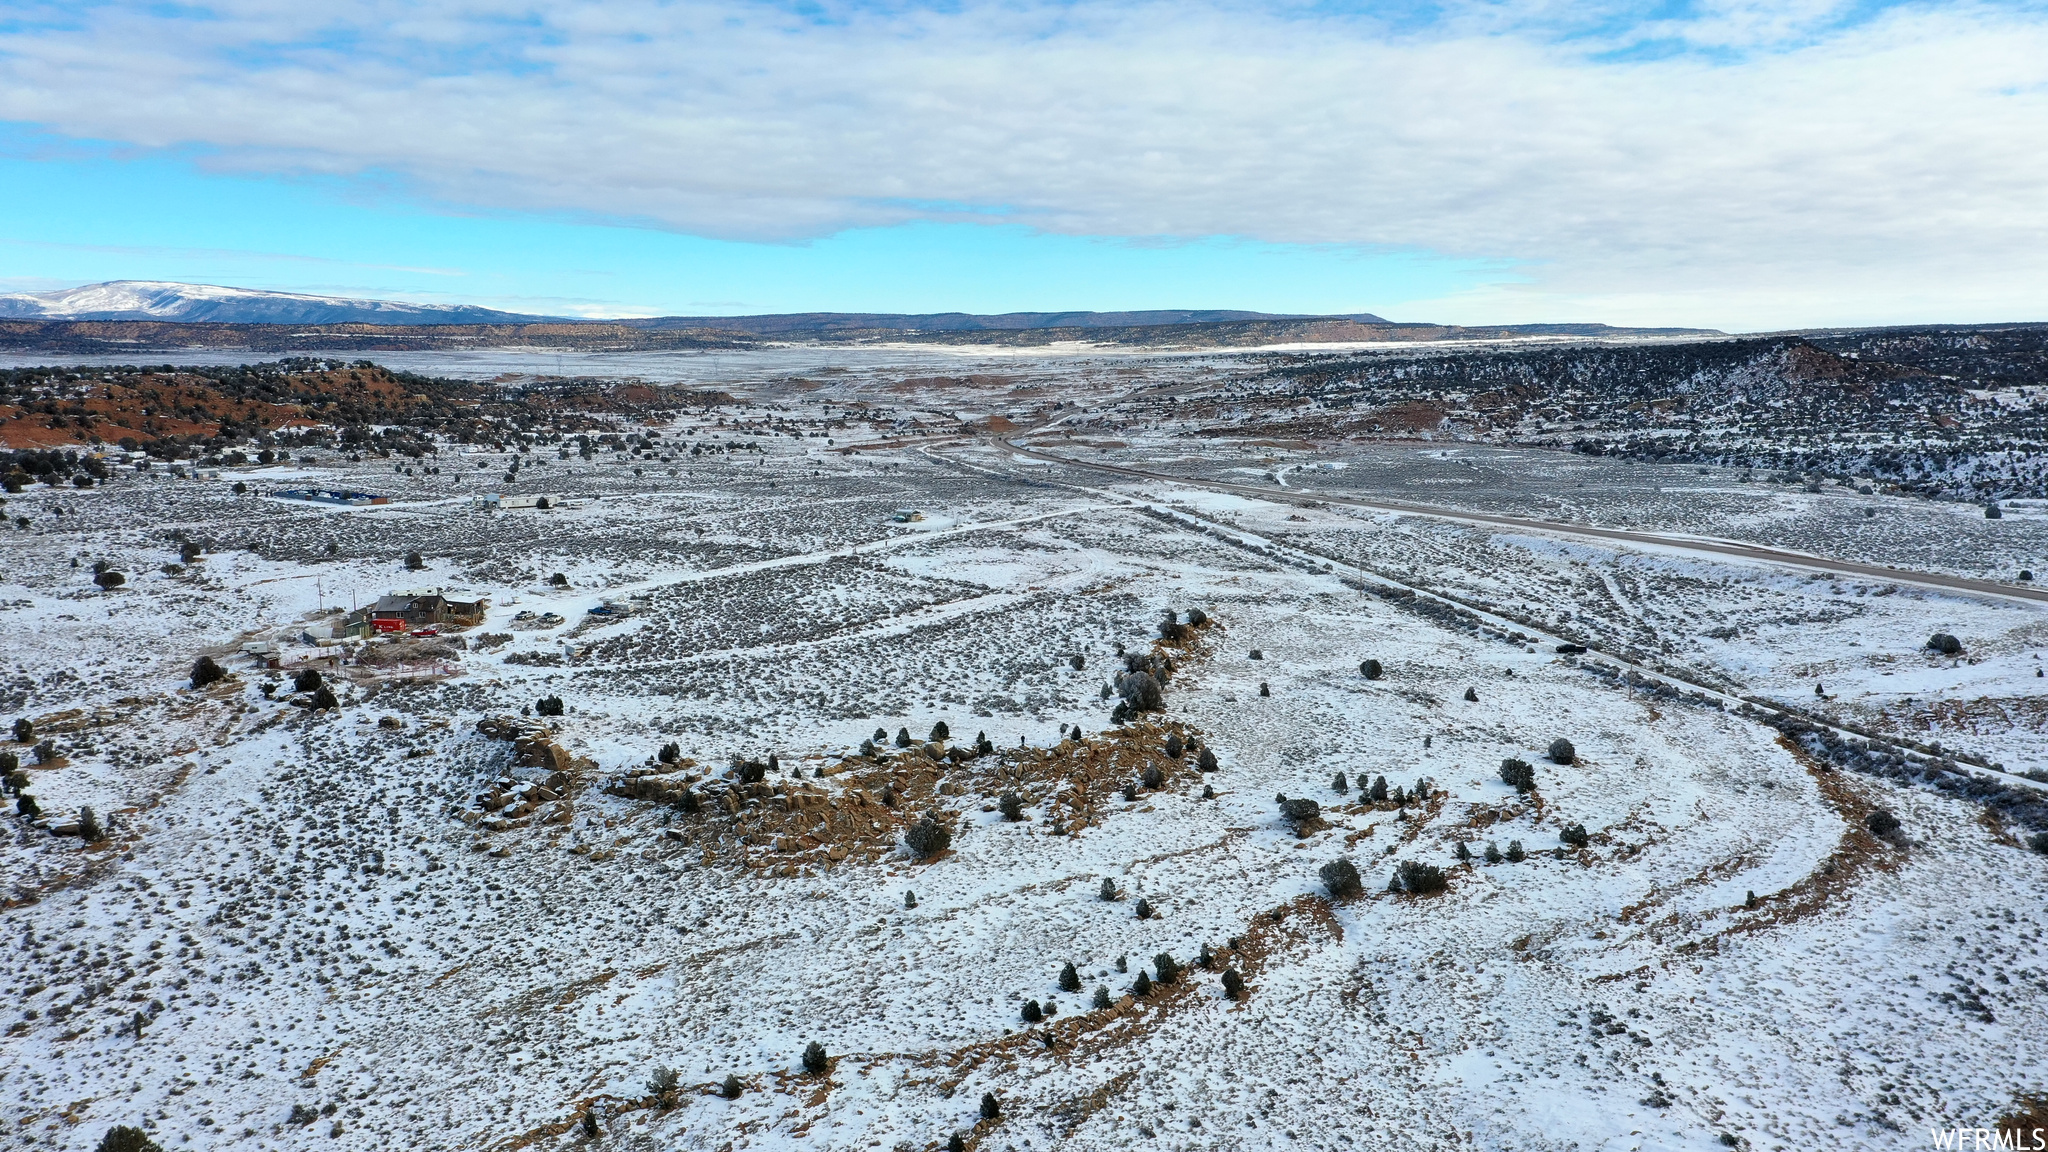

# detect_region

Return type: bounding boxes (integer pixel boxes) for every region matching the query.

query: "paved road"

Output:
[993,440,2048,606]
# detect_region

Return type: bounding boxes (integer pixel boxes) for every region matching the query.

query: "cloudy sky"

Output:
[1,0,2044,328]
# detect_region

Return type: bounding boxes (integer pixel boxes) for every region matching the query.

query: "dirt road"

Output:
[994,441,2048,606]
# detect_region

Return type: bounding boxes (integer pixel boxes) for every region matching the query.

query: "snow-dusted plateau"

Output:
[3,341,2046,1152]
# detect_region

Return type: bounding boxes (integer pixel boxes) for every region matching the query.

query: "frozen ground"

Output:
[3,351,2046,1152]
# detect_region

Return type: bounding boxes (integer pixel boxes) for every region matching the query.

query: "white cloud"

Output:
[0,1,2044,327]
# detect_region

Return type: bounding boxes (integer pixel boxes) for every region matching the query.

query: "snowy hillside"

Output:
[2,348,2046,1152]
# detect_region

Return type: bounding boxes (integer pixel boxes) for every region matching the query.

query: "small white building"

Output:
[481,494,553,510]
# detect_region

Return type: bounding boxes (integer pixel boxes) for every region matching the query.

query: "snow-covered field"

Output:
[4,362,2046,1152]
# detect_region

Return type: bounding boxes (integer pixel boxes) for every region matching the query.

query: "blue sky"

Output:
[1,1,2044,328]
[0,131,1501,320]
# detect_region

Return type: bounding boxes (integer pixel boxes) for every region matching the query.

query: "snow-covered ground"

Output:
[3,373,2045,1152]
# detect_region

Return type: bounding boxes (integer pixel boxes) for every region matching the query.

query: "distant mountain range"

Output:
[621,309,1398,335]
[0,282,1409,331]
[0,281,1719,338]
[0,281,1727,354]
[0,281,547,325]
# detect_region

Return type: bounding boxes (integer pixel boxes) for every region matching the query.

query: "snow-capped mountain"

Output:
[0,280,550,325]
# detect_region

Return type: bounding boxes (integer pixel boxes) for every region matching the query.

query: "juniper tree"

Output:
[1396,860,1447,893]
[1164,733,1183,759]
[1499,758,1535,793]
[980,1092,1001,1120]
[904,890,917,909]
[1360,659,1382,680]
[11,718,30,742]
[721,1074,743,1099]
[999,792,1024,821]
[1560,823,1590,848]
[1070,654,1085,670]
[975,731,993,755]
[1141,765,1164,789]
[582,1112,600,1139]
[1280,797,1320,827]
[1484,840,1503,864]
[1119,671,1163,712]
[874,727,888,742]
[1134,897,1153,920]
[312,686,339,711]
[1100,877,1118,901]
[1258,681,1270,697]
[1198,943,1215,970]
[929,721,950,742]
[948,1135,966,1152]
[905,815,951,858]
[293,668,323,693]
[1332,771,1348,793]
[17,793,39,818]
[1154,953,1181,985]
[1505,840,1525,863]
[1319,858,1362,897]
[1116,954,1127,972]
[1455,840,1472,863]
[95,1126,162,1152]
[1122,782,1137,802]
[1547,738,1576,764]
[190,656,226,689]
[895,727,913,748]
[1132,970,1153,997]
[404,551,426,570]
[802,1041,828,1075]
[647,1065,681,1106]
[77,806,103,842]
[1464,687,1478,702]
[1221,968,1245,1000]
[1198,748,1218,772]
[1187,608,1208,627]
[1370,775,1387,801]
[1093,984,1112,1009]
[1021,999,1043,1023]
[658,742,681,764]
[1201,784,1215,800]
[1060,961,1082,992]
[1744,890,1758,910]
